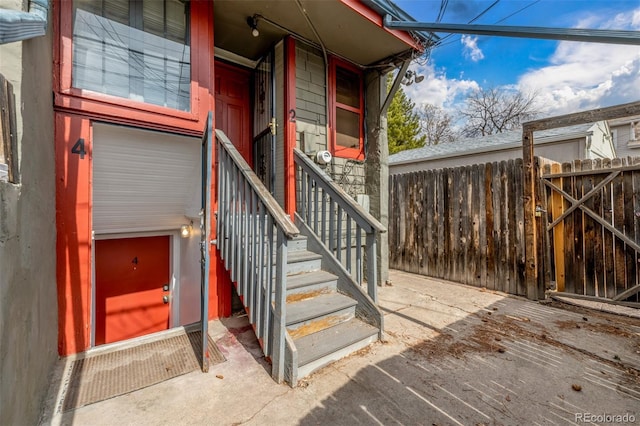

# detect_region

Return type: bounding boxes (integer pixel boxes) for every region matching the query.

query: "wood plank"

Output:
[522,128,538,299]
[525,101,640,132]
[417,171,426,274]
[581,159,596,296]
[0,75,17,182]
[515,158,526,296]
[542,164,640,178]
[471,164,482,286]
[562,161,576,294]
[424,170,435,276]
[501,160,518,294]
[452,167,462,282]
[485,162,496,290]
[436,168,446,279]
[623,166,637,301]
[633,158,640,302]
[492,162,503,291]
[478,163,488,288]
[551,292,640,308]
[460,166,471,285]
[536,157,552,296]
[500,161,515,294]
[388,175,395,268]
[412,172,420,273]
[612,158,626,298]
[546,170,620,230]
[446,167,455,281]
[601,158,615,298]
[592,159,605,298]
[550,162,565,291]
[572,160,585,295]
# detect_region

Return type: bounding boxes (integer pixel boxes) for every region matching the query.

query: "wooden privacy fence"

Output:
[388,158,547,297]
[542,157,640,303]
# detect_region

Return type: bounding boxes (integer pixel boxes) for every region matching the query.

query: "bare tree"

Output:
[420,104,458,145]
[460,87,539,137]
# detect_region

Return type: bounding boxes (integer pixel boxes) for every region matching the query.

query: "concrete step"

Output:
[286,250,322,275]
[294,319,379,378]
[286,293,356,338]
[286,270,338,299]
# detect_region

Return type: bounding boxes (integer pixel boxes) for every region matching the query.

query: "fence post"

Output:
[523,126,539,300]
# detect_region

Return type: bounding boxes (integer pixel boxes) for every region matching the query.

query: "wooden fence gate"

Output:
[542,157,640,303]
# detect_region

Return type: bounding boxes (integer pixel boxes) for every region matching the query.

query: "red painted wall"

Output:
[53,0,231,355]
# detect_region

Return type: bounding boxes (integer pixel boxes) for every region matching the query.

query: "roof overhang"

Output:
[213,0,434,67]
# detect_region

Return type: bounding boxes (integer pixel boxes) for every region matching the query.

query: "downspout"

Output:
[0,0,48,44]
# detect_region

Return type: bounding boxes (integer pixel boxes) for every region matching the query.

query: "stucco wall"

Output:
[0,0,58,424]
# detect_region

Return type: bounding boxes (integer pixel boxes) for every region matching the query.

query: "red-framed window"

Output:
[54,0,212,132]
[329,57,364,160]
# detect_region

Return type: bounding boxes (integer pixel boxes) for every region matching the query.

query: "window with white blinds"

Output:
[72,0,191,111]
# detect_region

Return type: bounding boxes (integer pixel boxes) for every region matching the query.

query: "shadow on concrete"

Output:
[299,297,640,425]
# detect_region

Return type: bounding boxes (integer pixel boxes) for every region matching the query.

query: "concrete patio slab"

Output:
[40,270,640,426]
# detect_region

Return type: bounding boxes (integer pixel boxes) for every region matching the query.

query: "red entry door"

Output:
[215,61,252,164]
[95,236,171,345]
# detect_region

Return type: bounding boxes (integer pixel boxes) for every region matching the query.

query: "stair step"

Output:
[287,270,338,294]
[286,293,356,327]
[287,235,308,252]
[286,250,322,275]
[295,319,379,368]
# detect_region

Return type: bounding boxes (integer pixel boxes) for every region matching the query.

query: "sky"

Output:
[392,0,640,120]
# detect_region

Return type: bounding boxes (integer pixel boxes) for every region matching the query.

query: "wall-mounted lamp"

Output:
[180,223,192,238]
[247,15,259,37]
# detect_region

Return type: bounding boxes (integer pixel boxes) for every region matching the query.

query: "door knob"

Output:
[163,295,169,304]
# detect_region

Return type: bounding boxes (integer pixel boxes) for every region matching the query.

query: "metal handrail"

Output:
[216,129,298,383]
[294,148,385,301]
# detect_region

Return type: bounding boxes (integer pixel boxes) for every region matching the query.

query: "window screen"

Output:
[72,0,191,111]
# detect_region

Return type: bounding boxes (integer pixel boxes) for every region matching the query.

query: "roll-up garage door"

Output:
[93,123,201,234]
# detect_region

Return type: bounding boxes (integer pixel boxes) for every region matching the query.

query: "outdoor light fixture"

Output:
[180,223,192,238]
[403,70,425,86]
[247,15,259,37]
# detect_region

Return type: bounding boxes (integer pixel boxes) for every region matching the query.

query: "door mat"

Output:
[60,330,225,412]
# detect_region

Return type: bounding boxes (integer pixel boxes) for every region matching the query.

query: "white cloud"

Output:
[404,6,640,119]
[517,9,640,115]
[461,35,484,62]
[402,64,479,113]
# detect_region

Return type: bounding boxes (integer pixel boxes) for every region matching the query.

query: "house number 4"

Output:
[71,138,86,159]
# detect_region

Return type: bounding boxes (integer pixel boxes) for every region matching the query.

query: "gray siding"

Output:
[611,118,640,159]
[295,42,326,154]
[294,41,365,200]
[0,0,58,424]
